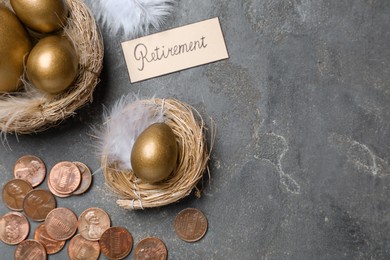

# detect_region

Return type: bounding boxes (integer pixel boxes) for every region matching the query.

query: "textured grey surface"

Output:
[1,0,390,259]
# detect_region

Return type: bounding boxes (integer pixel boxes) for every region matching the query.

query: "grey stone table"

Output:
[1,0,389,259]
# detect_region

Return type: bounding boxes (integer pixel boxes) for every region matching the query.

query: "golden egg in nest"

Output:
[10,0,68,34]
[0,5,32,92]
[131,123,179,183]
[26,35,79,94]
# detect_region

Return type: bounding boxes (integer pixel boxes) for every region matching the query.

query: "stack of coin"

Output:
[11,155,93,199]
[0,155,94,258]
[34,223,66,255]
[1,156,50,250]
[67,206,134,260]
[71,162,93,195]
[37,206,112,260]
[2,156,210,259]
[48,161,93,198]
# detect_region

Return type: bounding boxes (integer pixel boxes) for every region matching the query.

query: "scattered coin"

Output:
[45,207,78,241]
[47,177,71,198]
[23,189,56,221]
[14,155,46,187]
[14,239,47,260]
[68,234,100,260]
[173,208,208,243]
[72,162,93,195]
[34,223,66,255]
[2,179,33,211]
[134,237,168,260]
[0,211,29,245]
[78,207,111,241]
[49,161,81,195]
[99,227,133,260]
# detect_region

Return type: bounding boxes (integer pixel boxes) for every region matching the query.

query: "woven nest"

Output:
[102,99,214,210]
[0,0,103,134]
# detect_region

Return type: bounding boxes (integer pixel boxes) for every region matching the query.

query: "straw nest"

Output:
[102,98,214,210]
[0,0,103,134]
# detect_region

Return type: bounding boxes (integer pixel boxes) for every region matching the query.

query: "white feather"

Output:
[96,94,164,170]
[90,0,176,37]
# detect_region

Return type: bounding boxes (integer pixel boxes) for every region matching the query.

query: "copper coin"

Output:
[99,227,133,259]
[14,239,47,260]
[0,211,29,245]
[2,179,33,211]
[134,237,168,260]
[48,161,81,195]
[68,234,100,260]
[23,189,56,222]
[47,177,70,198]
[14,155,46,187]
[78,207,111,241]
[72,162,93,195]
[45,207,78,241]
[34,223,66,255]
[173,208,208,242]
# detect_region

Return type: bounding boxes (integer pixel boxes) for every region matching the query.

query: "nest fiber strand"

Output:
[103,99,213,210]
[0,0,103,134]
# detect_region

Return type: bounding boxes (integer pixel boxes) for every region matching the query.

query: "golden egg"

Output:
[0,5,32,92]
[26,35,78,94]
[10,0,68,33]
[131,123,178,183]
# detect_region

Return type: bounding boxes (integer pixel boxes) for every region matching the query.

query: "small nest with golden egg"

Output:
[102,98,215,210]
[0,0,103,134]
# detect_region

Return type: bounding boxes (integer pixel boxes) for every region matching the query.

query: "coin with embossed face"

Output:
[34,223,66,255]
[45,207,78,241]
[14,155,46,187]
[48,161,81,195]
[14,239,47,260]
[2,179,33,211]
[134,237,168,260]
[173,208,208,242]
[68,234,100,260]
[99,227,133,259]
[72,162,93,195]
[78,207,111,241]
[23,189,56,222]
[0,211,29,245]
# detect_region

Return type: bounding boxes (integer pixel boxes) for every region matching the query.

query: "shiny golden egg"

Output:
[131,123,178,183]
[26,35,78,94]
[0,5,32,92]
[10,0,68,33]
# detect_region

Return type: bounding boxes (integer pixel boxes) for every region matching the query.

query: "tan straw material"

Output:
[0,0,103,134]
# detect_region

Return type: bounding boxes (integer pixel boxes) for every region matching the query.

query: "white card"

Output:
[122,17,229,83]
